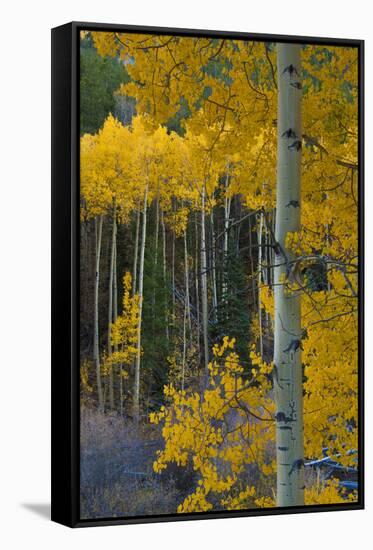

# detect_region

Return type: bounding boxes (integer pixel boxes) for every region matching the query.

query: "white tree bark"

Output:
[132,205,140,295]
[223,170,231,306]
[194,213,201,364]
[161,209,169,341]
[274,43,304,507]
[108,198,117,410]
[154,196,160,267]
[113,235,122,414]
[133,184,148,420]
[248,215,257,310]
[94,215,104,410]
[113,231,118,324]
[200,183,209,378]
[171,205,176,316]
[258,211,264,358]
[181,301,187,393]
[210,209,218,323]
[184,228,192,334]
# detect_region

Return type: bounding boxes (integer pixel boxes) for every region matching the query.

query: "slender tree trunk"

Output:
[113,235,122,414]
[152,197,160,334]
[108,198,117,410]
[184,228,192,334]
[94,215,104,411]
[132,206,140,295]
[194,213,201,364]
[210,209,218,323]
[129,204,141,408]
[200,183,209,377]
[133,184,148,420]
[113,231,118,324]
[223,171,231,304]
[171,203,176,319]
[154,196,160,263]
[181,301,187,392]
[258,211,264,358]
[161,210,169,341]
[248,215,257,310]
[274,43,304,507]
[263,214,269,327]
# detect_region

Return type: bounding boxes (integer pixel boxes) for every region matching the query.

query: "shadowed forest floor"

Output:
[80,408,187,518]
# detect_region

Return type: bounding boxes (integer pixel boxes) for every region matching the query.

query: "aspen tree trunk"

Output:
[194,214,201,364]
[200,183,209,377]
[161,210,169,340]
[154,196,160,266]
[113,234,118,324]
[184,229,192,334]
[181,302,187,392]
[223,171,231,302]
[108,198,117,410]
[274,43,304,507]
[248,215,257,310]
[258,211,264,358]
[133,184,148,420]
[152,197,160,333]
[94,215,104,411]
[132,206,140,295]
[113,237,122,414]
[129,204,141,409]
[265,210,275,330]
[210,209,218,323]
[172,216,176,317]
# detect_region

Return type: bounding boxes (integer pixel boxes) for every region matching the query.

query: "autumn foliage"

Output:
[79,31,359,517]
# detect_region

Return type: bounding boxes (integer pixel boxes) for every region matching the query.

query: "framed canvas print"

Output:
[51,22,364,527]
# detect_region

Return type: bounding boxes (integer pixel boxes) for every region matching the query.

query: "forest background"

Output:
[79,29,359,519]
[0,2,369,550]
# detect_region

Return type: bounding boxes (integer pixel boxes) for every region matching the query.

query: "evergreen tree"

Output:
[80,36,130,135]
[213,245,251,364]
[141,230,171,408]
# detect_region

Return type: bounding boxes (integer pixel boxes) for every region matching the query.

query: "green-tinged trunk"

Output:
[274,43,304,507]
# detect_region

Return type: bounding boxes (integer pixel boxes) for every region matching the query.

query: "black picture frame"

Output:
[51,21,365,528]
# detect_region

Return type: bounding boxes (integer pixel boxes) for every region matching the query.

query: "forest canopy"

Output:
[79,31,359,519]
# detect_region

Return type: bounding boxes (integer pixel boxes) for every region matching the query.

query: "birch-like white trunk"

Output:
[274,43,304,507]
[132,205,140,295]
[113,231,118,324]
[172,215,176,315]
[133,184,148,420]
[222,173,231,304]
[210,209,218,323]
[258,211,264,358]
[161,210,169,341]
[200,183,209,377]
[248,215,257,310]
[152,197,160,332]
[108,198,117,410]
[194,213,201,364]
[181,302,187,392]
[154,196,160,266]
[94,215,104,410]
[184,229,192,334]
[113,235,122,414]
